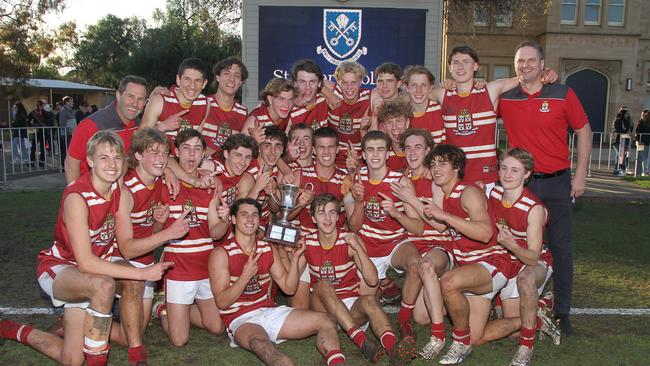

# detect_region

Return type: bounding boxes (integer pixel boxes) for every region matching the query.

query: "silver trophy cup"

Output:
[265,183,301,246]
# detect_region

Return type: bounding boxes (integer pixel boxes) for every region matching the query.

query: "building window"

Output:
[494,65,511,80]
[561,0,577,24]
[585,0,601,25]
[473,3,489,26]
[607,0,625,26]
[495,6,513,27]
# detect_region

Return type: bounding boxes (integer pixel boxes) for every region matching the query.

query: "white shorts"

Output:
[110,257,155,299]
[465,261,508,301]
[227,306,294,347]
[484,182,496,197]
[165,278,213,305]
[299,265,310,283]
[500,262,553,300]
[38,264,90,309]
[370,241,407,280]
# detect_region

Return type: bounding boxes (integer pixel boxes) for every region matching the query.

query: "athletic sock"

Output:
[430,322,446,342]
[0,319,33,345]
[452,328,471,346]
[536,316,542,330]
[538,295,553,310]
[346,326,367,348]
[84,346,110,366]
[128,344,147,365]
[154,303,167,318]
[380,330,398,354]
[397,301,415,324]
[325,349,345,365]
[519,327,536,349]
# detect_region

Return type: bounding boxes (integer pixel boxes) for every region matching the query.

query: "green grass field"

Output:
[623,176,650,189]
[0,192,649,365]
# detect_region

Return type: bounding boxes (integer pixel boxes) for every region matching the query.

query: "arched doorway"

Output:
[566,69,608,136]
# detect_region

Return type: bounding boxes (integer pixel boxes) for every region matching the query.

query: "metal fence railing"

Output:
[1,126,73,183]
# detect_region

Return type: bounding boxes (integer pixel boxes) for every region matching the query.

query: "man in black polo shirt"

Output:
[498,41,592,335]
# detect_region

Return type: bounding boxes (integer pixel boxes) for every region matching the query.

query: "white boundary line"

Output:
[2,306,650,316]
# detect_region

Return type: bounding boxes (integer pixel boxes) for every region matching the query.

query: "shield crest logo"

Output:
[323,9,362,59]
[215,123,231,146]
[339,113,353,133]
[364,196,384,222]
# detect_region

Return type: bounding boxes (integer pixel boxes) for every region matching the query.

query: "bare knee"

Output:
[60,351,84,366]
[313,280,336,297]
[418,259,435,278]
[169,332,189,347]
[516,270,537,297]
[358,294,379,311]
[439,272,458,296]
[89,275,116,310]
[205,320,225,335]
[119,279,144,298]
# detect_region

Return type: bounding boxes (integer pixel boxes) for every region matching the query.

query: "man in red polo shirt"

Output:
[64,75,147,183]
[498,40,592,336]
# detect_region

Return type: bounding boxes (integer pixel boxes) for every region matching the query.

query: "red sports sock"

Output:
[128,344,147,364]
[519,327,536,349]
[84,347,109,366]
[495,296,503,308]
[397,301,415,324]
[325,349,345,365]
[155,303,167,318]
[536,316,542,330]
[452,328,471,346]
[0,319,33,345]
[430,322,446,342]
[538,296,553,309]
[346,326,367,348]
[380,330,398,354]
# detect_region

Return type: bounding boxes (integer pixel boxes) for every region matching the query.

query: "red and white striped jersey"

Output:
[37,173,120,278]
[213,159,245,207]
[290,96,329,130]
[328,87,371,167]
[304,231,360,299]
[357,167,408,258]
[121,169,164,265]
[159,87,209,147]
[442,87,498,184]
[410,99,445,144]
[297,166,347,233]
[248,104,290,133]
[488,186,553,274]
[220,239,276,327]
[160,182,214,280]
[443,181,507,266]
[202,96,248,151]
[386,149,408,174]
[407,176,451,255]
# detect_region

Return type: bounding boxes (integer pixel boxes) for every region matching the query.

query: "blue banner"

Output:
[258,6,426,90]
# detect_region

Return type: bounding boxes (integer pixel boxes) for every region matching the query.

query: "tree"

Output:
[71,14,146,88]
[0,0,65,80]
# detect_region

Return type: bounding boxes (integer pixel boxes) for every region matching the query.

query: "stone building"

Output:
[445,0,648,137]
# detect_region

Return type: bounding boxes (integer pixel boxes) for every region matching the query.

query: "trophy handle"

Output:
[303,182,314,192]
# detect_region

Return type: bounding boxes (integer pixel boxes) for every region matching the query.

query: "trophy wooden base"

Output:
[264,221,300,247]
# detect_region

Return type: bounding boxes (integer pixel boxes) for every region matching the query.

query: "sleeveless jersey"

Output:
[304,231,360,300]
[443,181,508,266]
[357,167,408,257]
[159,87,209,146]
[328,87,371,166]
[160,182,214,280]
[488,186,553,274]
[248,104,290,133]
[411,99,445,144]
[297,166,347,233]
[386,150,408,174]
[37,173,120,278]
[290,96,329,130]
[442,87,498,184]
[213,159,245,206]
[407,176,451,255]
[220,239,276,327]
[202,96,248,151]
[122,169,164,265]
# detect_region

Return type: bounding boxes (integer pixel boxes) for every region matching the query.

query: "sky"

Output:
[43,0,167,31]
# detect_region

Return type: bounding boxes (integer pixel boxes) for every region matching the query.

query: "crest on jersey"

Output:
[453,108,477,136]
[183,200,200,227]
[311,119,321,131]
[244,274,261,295]
[179,118,191,131]
[214,123,232,147]
[320,260,337,284]
[223,186,237,206]
[364,196,384,222]
[145,201,159,226]
[98,213,116,245]
[539,100,550,113]
[316,9,367,65]
[339,113,353,134]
